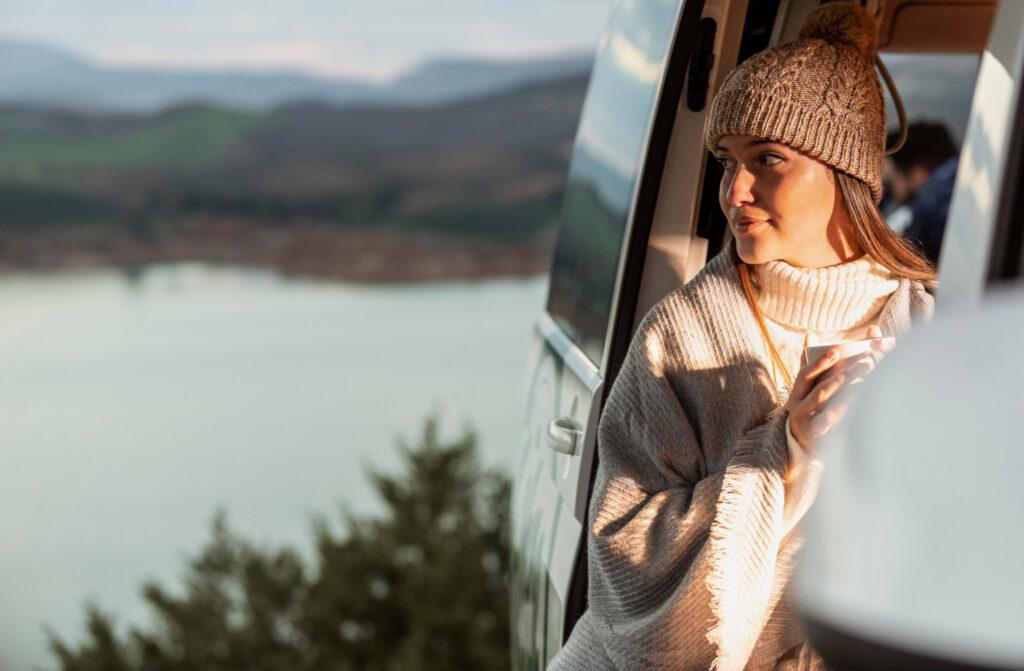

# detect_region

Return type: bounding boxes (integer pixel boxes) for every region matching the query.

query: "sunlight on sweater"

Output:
[645,327,718,377]
[645,330,665,375]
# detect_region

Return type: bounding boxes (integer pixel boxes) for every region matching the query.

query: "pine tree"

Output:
[47,416,511,671]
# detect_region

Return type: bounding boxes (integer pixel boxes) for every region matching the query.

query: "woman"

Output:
[549,4,935,670]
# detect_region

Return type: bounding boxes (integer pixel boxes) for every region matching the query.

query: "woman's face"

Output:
[714,134,861,268]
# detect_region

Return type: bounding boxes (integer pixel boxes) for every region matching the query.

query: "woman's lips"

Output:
[733,220,765,234]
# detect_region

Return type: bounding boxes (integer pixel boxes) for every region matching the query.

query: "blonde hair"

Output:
[735,170,937,389]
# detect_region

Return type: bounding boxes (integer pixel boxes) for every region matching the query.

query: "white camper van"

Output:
[511,0,1023,668]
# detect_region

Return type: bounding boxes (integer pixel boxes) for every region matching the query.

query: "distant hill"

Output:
[0,40,373,112]
[378,54,594,105]
[0,70,591,279]
[0,71,590,274]
[0,39,592,112]
[252,74,589,153]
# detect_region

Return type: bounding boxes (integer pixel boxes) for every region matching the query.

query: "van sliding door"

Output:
[511,0,707,668]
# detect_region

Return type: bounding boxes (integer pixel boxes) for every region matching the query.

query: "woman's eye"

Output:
[715,156,735,170]
[760,153,783,166]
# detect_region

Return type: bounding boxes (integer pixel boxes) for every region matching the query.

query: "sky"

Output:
[0,0,614,81]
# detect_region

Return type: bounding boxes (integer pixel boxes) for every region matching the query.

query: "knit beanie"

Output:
[705,2,887,201]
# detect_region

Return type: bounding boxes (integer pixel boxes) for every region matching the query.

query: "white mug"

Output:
[802,336,894,367]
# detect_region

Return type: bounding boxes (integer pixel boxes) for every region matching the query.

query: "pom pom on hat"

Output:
[798,2,878,61]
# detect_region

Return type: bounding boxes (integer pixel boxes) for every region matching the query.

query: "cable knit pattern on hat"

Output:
[705,3,888,201]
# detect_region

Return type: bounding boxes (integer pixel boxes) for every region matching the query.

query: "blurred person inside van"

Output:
[882,121,959,266]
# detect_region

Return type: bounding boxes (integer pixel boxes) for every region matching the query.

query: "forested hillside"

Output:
[0,73,589,280]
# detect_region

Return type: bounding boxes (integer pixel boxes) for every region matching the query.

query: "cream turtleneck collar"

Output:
[755,254,899,332]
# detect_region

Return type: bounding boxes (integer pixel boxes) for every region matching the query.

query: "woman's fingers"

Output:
[791,347,840,402]
[793,384,854,445]
[866,324,896,356]
[790,393,849,446]
[815,356,874,405]
[870,339,895,358]
[807,400,852,439]
[791,327,895,449]
[789,353,877,448]
[817,352,876,385]
[810,369,847,407]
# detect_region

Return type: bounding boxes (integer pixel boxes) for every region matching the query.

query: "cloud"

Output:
[607,28,660,84]
[0,0,611,79]
[92,39,390,80]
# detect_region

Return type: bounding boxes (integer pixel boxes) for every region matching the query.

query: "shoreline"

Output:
[0,222,555,283]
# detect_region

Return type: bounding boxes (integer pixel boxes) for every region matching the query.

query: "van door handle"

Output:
[546,417,582,455]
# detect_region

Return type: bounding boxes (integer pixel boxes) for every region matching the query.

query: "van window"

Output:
[879,52,981,267]
[546,0,682,366]
[882,53,980,144]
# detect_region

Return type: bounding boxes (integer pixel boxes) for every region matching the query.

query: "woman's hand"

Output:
[788,325,893,450]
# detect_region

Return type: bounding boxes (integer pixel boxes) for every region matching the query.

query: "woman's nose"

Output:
[725,165,755,207]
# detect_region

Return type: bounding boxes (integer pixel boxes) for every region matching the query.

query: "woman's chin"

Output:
[735,239,774,265]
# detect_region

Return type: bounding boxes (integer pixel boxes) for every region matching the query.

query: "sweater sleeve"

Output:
[550,321,798,671]
[783,417,825,537]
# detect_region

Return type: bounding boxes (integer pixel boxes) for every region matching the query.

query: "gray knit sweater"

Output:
[548,248,933,671]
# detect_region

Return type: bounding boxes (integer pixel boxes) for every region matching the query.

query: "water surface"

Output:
[0,263,547,670]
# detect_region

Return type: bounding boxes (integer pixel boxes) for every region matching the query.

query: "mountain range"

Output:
[1,70,588,222]
[0,39,593,112]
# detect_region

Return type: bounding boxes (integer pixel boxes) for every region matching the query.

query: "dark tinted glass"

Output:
[546,0,684,366]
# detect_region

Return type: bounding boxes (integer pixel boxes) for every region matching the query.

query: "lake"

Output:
[0,263,547,670]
